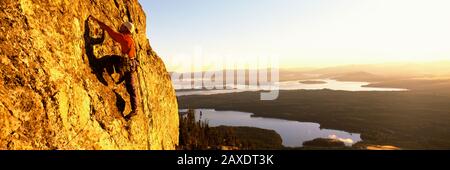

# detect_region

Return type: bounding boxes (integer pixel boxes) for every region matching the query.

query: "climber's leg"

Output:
[125,71,138,120]
[98,55,122,75]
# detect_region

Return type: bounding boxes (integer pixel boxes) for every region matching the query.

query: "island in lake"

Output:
[299,80,327,84]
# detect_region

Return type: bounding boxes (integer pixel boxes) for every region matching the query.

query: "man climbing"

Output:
[89,15,139,120]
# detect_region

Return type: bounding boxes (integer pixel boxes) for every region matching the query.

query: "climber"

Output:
[89,15,139,120]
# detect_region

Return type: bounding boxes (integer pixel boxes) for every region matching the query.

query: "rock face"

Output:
[0,0,179,149]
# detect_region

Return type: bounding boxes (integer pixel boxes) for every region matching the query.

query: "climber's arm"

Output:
[101,25,126,44]
[90,16,126,44]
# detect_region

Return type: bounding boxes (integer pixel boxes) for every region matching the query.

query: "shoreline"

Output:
[177,89,450,149]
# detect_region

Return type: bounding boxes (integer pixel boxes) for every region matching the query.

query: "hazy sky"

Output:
[139,0,450,71]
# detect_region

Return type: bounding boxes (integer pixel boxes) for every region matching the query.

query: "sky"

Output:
[139,0,450,72]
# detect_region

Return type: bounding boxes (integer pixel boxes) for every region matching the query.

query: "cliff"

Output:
[0,0,179,150]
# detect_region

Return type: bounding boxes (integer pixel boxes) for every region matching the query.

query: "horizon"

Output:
[139,0,450,72]
[168,59,450,73]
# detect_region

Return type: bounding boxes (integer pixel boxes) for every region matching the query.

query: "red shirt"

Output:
[101,24,136,59]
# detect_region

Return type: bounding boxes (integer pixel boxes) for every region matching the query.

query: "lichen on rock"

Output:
[0,0,179,150]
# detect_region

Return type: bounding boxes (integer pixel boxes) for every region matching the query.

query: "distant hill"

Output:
[169,61,450,83]
[365,78,450,92]
[306,61,450,79]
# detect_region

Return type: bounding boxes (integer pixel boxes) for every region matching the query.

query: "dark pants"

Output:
[98,55,139,113]
[124,71,138,112]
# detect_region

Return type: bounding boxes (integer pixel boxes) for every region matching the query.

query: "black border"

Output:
[1,150,449,169]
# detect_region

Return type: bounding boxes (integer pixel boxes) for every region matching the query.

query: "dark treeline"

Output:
[177,110,283,150]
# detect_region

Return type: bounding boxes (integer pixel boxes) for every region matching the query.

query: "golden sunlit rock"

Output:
[0,0,178,150]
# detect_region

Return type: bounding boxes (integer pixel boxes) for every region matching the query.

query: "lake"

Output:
[182,109,362,147]
[175,79,407,96]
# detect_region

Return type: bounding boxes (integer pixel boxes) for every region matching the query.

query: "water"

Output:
[176,79,407,96]
[182,109,362,147]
